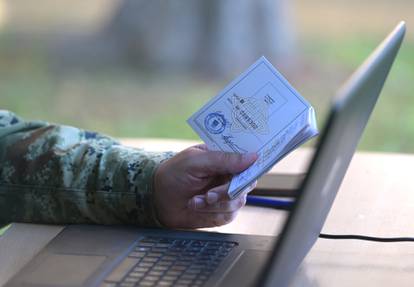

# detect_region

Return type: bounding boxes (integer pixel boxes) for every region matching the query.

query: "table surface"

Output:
[1,139,414,287]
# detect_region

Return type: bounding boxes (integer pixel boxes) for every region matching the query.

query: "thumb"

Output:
[191,151,258,175]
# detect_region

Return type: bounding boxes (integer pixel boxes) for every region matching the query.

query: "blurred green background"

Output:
[0,0,413,152]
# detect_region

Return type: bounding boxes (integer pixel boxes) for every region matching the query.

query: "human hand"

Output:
[154,144,257,229]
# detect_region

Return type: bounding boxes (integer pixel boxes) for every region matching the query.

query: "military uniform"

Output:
[0,110,174,227]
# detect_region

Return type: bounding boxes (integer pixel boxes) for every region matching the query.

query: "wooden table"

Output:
[1,139,414,287]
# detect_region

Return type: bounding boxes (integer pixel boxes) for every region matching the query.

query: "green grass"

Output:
[301,35,414,152]
[0,224,11,236]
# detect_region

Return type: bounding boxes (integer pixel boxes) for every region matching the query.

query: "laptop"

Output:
[5,22,405,287]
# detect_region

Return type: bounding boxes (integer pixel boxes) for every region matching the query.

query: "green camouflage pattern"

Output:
[0,110,174,227]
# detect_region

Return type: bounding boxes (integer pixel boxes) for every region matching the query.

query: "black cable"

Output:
[319,233,414,242]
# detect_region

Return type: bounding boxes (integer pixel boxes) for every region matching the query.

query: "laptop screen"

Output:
[259,22,406,287]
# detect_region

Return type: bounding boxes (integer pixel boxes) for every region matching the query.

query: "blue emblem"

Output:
[204,112,226,134]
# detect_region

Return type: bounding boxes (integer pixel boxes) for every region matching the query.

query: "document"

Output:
[188,56,318,199]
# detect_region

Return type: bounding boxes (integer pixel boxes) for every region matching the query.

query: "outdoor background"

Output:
[0,0,413,152]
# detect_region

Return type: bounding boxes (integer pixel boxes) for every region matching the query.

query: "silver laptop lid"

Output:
[260,22,406,287]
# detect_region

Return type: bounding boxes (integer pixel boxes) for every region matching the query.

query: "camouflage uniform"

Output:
[0,110,174,227]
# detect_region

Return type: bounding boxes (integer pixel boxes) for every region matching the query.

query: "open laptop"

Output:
[5,22,405,287]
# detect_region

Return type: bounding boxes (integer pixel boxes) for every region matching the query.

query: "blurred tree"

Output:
[57,0,297,77]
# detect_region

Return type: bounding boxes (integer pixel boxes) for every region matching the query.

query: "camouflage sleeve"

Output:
[0,110,175,227]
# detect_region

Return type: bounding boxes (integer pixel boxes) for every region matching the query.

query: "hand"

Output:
[154,144,257,229]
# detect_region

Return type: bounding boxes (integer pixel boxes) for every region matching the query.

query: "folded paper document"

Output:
[188,56,318,199]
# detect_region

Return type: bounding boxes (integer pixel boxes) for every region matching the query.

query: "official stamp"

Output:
[204,112,227,134]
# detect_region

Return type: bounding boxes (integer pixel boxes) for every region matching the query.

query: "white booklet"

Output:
[188,56,318,199]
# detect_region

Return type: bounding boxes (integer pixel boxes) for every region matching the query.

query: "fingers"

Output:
[202,194,247,213]
[184,183,253,228]
[206,182,230,204]
[188,192,248,213]
[205,180,257,205]
[187,182,231,208]
[189,150,257,176]
[188,195,208,210]
[184,195,246,228]
[188,180,257,210]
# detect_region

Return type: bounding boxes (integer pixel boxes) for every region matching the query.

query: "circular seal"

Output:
[204,112,226,134]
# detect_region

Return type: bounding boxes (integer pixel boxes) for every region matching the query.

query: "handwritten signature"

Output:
[221,135,248,153]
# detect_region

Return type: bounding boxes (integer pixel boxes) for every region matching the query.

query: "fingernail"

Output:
[207,192,219,204]
[192,197,206,209]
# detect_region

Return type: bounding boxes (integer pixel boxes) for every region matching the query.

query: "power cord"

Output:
[245,197,414,242]
[319,233,414,242]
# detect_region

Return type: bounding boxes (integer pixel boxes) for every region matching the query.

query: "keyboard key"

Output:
[191,240,207,247]
[206,242,222,247]
[173,239,191,247]
[186,247,201,253]
[137,262,154,268]
[105,236,236,287]
[162,255,177,261]
[140,280,156,286]
[165,251,180,257]
[139,242,156,247]
[128,271,145,279]
[181,274,197,280]
[197,255,212,261]
[147,252,163,258]
[176,278,192,284]
[155,243,171,248]
[149,270,163,276]
[140,237,158,243]
[170,246,185,252]
[158,260,174,266]
[144,275,160,281]
[175,261,191,267]
[159,238,175,244]
[158,281,174,286]
[152,247,168,252]
[200,250,216,256]
[136,246,151,252]
[129,251,146,258]
[153,265,169,271]
[165,270,181,276]
[171,265,187,271]
[162,275,178,281]
[133,267,148,273]
[142,257,158,263]
[186,268,202,274]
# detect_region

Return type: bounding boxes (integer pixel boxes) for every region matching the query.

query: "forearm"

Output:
[0,110,174,226]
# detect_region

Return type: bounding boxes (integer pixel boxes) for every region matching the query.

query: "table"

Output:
[1,139,414,287]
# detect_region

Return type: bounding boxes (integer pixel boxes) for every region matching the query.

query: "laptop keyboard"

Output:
[101,236,237,287]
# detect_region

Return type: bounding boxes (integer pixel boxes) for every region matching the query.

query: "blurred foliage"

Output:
[0,224,10,236]
[308,38,414,152]
[0,1,413,153]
